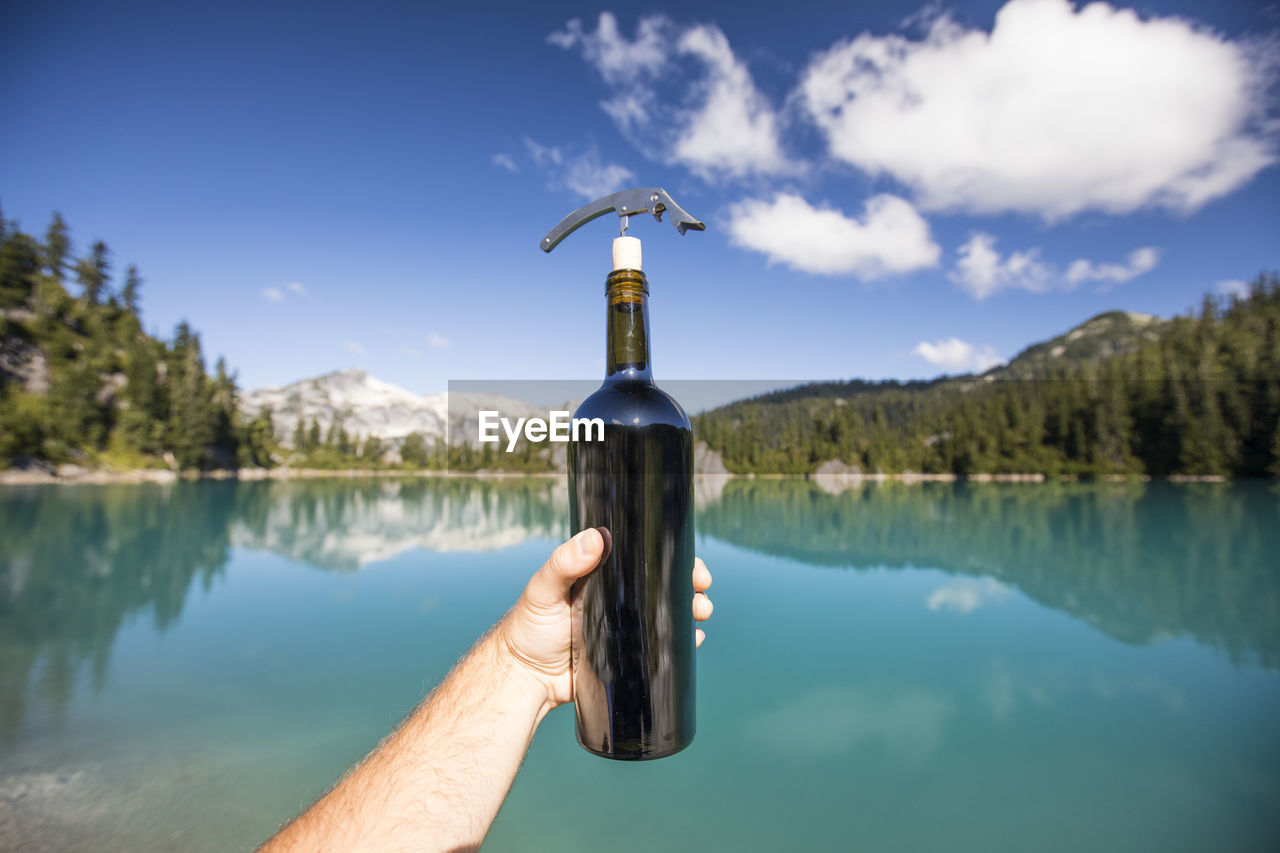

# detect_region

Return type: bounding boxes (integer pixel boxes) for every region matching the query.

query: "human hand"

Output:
[499,527,714,714]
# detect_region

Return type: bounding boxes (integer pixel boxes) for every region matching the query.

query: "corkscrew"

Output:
[540,187,705,253]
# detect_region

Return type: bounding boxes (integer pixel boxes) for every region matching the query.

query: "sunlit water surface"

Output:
[1,478,1277,851]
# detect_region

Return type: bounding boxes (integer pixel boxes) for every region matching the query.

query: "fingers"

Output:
[692,559,714,645]
[692,558,712,593]
[523,528,605,611]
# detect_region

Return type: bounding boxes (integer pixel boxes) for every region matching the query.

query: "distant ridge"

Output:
[995,311,1167,379]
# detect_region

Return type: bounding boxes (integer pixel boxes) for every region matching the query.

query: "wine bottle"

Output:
[541,189,704,760]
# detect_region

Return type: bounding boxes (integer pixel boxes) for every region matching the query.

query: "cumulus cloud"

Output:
[523,137,634,199]
[727,193,940,279]
[951,233,1052,299]
[261,287,285,303]
[914,337,1003,373]
[1066,247,1160,287]
[798,0,1275,218]
[427,332,450,350]
[342,341,366,357]
[670,24,791,177]
[1216,279,1250,299]
[549,13,791,178]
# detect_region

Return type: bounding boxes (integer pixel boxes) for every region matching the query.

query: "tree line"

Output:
[694,273,1280,477]
[0,207,274,469]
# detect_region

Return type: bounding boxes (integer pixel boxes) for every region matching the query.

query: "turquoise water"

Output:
[1,478,1277,851]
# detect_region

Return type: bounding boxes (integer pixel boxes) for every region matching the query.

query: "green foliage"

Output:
[0,231,40,309]
[42,213,70,279]
[400,432,429,467]
[0,213,265,470]
[0,391,52,462]
[75,239,110,306]
[696,273,1280,477]
[121,264,141,314]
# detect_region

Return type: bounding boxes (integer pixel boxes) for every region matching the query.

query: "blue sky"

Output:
[2,0,1276,394]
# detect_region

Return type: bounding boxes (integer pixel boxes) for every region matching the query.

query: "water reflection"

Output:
[1,477,1276,742]
[0,478,565,739]
[231,478,567,570]
[699,479,1280,669]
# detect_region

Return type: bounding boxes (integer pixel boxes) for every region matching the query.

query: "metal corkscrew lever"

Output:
[540,187,705,253]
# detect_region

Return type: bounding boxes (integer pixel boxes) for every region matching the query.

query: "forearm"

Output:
[262,617,550,853]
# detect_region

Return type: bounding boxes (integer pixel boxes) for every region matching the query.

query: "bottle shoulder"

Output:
[573,380,691,430]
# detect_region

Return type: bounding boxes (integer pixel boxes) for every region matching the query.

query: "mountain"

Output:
[993,311,1167,379]
[239,368,543,447]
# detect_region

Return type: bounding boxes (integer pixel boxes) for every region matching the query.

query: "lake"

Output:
[1,478,1277,851]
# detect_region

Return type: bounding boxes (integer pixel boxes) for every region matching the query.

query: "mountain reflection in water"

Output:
[1,477,1276,740]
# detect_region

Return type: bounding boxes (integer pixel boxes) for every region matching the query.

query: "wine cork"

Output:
[612,236,642,272]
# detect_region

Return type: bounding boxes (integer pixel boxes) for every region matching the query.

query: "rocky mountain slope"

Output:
[993,311,1167,379]
[238,368,545,447]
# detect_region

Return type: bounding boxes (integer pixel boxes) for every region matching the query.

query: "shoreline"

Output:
[0,467,1237,486]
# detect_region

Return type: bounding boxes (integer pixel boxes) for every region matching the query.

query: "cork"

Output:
[612,236,642,272]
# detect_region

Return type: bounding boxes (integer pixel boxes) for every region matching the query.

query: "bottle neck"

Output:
[605,269,652,384]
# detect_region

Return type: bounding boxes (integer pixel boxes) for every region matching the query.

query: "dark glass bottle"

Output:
[568,266,696,760]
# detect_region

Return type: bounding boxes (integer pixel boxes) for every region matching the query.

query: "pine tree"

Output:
[75,240,111,305]
[121,265,141,315]
[362,435,384,465]
[401,432,427,468]
[292,415,307,450]
[42,213,70,280]
[0,230,40,308]
[166,321,213,467]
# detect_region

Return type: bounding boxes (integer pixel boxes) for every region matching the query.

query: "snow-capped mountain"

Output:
[239,368,543,446]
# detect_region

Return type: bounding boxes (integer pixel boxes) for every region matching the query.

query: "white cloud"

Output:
[1216,279,1250,299]
[491,153,518,173]
[286,281,306,295]
[524,137,563,168]
[727,193,940,279]
[547,12,667,85]
[400,346,422,358]
[427,332,450,350]
[341,341,366,357]
[550,13,790,178]
[523,137,634,199]
[914,338,1003,373]
[671,24,791,177]
[952,235,1162,298]
[601,90,654,133]
[798,0,1274,218]
[1066,247,1160,287]
[564,153,634,199]
[261,287,285,303]
[951,233,1051,299]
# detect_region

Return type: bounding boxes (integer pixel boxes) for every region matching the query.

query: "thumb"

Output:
[523,527,607,611]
